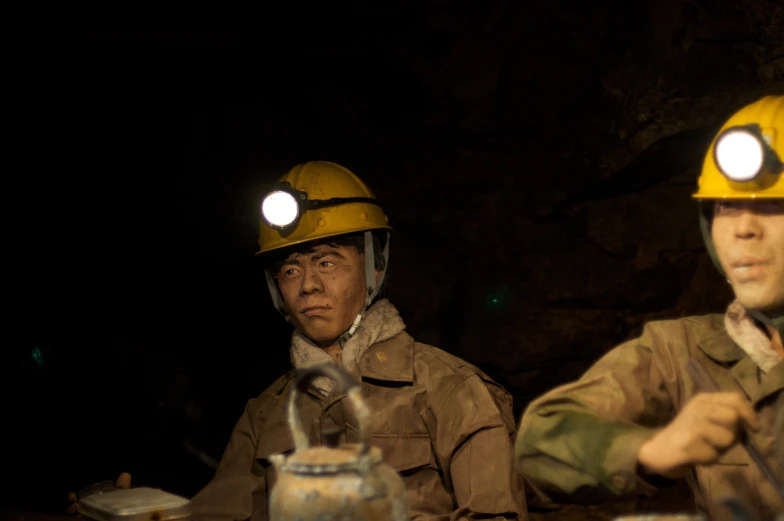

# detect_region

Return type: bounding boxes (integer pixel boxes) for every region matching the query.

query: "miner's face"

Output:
[712,199,784,313]
[276,243,368,346]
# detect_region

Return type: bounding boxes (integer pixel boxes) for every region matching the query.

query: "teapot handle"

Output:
[288,364,371,454]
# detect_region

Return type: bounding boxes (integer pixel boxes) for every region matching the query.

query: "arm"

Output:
[515,323,677,505]
[434,374,527,521]
[190,399,266,521]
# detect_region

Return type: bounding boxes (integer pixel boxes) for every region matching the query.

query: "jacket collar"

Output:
[289,299,407,395]
[290,331,416,410]
[697,327,745,364]
[358,331,415,384]
[697,322,783,406]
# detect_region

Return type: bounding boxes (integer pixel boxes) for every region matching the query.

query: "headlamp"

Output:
[260,182,381,231]
[262,189,302,229]
[713,124,782,182]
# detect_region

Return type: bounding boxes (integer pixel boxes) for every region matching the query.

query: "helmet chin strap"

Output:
[338,230,390,349]
[264,231,391,347]
[698,203,726,278]
[265,269,291,322]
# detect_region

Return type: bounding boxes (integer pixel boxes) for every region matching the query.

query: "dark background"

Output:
[9,2,784,519]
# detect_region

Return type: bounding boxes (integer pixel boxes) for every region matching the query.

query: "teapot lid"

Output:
[281,443,383,475]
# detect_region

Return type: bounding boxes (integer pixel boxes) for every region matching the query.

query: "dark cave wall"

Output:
[18,0,784,517]
[328,0,783,404]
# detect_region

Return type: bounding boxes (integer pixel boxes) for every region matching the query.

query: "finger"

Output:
[688,442,720,465]
[718,393,760,431]
[697,393,760,431]
[698,422,737,450]
[734,402,760,432]
[704,402,747,429]
[116,472,132,489]
[699,392,746,407]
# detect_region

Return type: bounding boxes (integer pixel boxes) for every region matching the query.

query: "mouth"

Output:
[730,258,771,279]
[731,257,770,268]
[300,306,332,317]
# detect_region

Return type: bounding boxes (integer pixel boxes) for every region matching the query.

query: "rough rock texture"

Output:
[355,0,781,517]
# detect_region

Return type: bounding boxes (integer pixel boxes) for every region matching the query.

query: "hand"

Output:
[66,473,132,515]
[637,392,759,480]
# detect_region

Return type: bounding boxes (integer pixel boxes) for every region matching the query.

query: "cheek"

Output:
[711,219,732,262]
[770,217,784,258]
[328,271,367,310]
[277,281,298,310]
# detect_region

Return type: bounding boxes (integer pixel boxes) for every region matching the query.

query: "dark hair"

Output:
[264,230,390,294]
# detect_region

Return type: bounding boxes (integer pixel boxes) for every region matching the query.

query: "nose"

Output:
[300,267,324,295]
[734,208,764,240]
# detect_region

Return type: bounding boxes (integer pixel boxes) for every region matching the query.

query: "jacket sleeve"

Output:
[515,323,677,505]
[434,373,527,521]
[190,399,266,521]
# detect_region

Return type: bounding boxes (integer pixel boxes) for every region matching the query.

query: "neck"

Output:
[306,334,342,363]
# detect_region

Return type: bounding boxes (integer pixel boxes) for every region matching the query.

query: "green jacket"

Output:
[516,314,783,520]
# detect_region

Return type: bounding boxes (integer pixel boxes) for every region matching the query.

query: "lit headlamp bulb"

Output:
[261,190,300,228]
[714,128,765,182]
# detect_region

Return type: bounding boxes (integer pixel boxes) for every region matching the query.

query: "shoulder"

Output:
[246,369,297,425]
[603,314,732,377]
[412,341,476,383]
[638,314,725,347]
[254,369,297,400]
[413,342,491,379]
[412,341,514,415]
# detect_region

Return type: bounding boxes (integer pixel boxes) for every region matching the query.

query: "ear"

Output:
[375,268,382,283]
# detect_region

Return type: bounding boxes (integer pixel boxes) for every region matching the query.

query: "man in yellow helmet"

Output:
[515,95,784,520]
[189,161,527,521]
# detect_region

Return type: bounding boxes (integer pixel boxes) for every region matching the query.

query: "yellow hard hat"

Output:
[693,95,784,199]
[256,161,392,256]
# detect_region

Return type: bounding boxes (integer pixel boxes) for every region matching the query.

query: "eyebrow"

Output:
[282,250,345,266]
[281,257,301,267]
[312,250,345,262]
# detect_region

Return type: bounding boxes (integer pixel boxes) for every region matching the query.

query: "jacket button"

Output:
[611,473,628,490]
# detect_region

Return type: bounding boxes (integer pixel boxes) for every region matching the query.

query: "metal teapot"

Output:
[268,364,409,521]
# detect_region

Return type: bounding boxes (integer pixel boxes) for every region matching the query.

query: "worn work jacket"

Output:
[516,314,783,520]
[191,331,527,521]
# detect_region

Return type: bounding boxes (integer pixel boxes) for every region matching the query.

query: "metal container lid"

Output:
[78,487,190,521]
[281,444,383,474]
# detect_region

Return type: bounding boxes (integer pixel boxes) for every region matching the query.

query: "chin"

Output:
[734,292,783,313]
[301,327,340,345]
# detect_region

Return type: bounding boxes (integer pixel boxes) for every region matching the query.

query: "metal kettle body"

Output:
[268,364,409,521]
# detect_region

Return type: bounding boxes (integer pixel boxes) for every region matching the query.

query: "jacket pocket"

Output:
[253,420,297,512]
[255,421,296,467]
[370,433,433,474]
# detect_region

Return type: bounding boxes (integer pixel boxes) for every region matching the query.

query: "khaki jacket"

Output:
[516,314,783,520]
[192,331,527,521]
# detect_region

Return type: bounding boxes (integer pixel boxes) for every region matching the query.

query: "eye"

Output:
[319,260,336,269]
[761,200,784,214]
[282,268,300,278]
